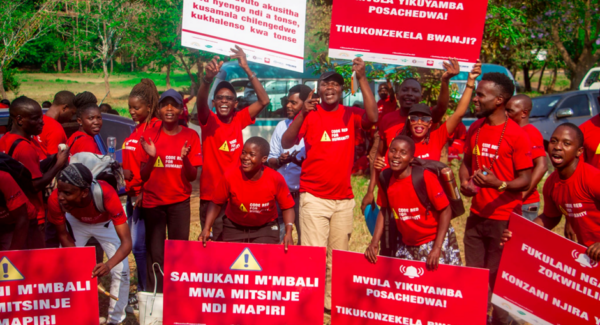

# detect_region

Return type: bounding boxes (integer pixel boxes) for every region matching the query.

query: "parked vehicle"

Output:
[529,90,600,150]
[579,67,600,91]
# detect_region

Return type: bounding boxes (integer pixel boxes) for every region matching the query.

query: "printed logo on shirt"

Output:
[321,131,332,142]
[395,207,421,221]
[154,156,164,168]
[418,153,430,159]
[219,139,241,152]
[322,128,350,142]
[123,139,138,151]
[219,141,230,152]
[239,203,248,212]
[473,145,481,156]
[248,202,272,214]
[479,143,499,159]
[561,203,587,218]
[393,209,399,220]
[596,143,600,154]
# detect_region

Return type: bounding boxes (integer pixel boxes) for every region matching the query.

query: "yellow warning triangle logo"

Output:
[596,143,600,154]
[219,141,230,152]
[154,156,164,168]
[321,131,331,142]
[560,206,568,216]
[239,204,248,212]
[473,145,481,156]
[0,257,24,282]
[230,248,262,271]
[393,209,399,220]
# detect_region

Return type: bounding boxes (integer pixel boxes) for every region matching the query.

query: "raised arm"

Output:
[431,58,460,123]
[445,60,481,135]
[231,46,270,118]
[197,56,223,126]
[354,58,378,126]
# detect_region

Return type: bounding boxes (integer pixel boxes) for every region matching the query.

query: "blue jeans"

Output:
[127,196,147,292]
[521,202,540,221]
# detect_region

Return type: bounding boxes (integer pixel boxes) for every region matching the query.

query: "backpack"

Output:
[377,158,466,257]
[70,152,124,213]
[0,153,36,207]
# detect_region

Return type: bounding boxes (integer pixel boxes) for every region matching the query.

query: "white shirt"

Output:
[268,119,305,191]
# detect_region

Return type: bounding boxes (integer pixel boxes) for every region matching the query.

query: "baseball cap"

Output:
[214,81,237,98]
[159,89,183,105]
[407,103,432,116]
[319,71,344,86]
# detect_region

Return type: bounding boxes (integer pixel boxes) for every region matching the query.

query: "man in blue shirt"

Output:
[268,85,311,244]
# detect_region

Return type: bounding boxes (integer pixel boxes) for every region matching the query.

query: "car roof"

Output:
[532,89,600,99]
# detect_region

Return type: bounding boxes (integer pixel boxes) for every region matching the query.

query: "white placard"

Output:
[182,0,307,72]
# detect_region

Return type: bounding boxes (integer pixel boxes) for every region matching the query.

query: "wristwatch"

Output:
[466,83,475,89]
[498,181,508,192]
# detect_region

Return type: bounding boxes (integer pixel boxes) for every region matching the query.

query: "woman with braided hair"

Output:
[122,78,160,292]
[67,91,103,155]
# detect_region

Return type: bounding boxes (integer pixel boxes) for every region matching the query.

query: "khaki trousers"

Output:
[300,192,355,310]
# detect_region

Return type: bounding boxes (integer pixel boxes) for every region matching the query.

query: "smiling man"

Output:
[459,72,533,325]
[281,57,378,312]
[196,46,270,241]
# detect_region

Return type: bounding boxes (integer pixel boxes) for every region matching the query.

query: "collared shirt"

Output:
[268,119,305,191]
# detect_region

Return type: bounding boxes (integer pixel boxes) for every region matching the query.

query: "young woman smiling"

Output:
[67,91,103,155]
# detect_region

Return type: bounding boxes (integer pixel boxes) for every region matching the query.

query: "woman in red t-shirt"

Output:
[365,135,461,270]
[122,79,160,292]
[138,89,203,293]
[67,92,103,155]
[503,123,600,261]
[199,137,296,249]
[398,61,481,161]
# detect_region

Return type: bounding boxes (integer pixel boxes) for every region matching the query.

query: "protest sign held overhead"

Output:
[328,0,488,70]
[331,250,489,325]
[0,247,99,325]
[163,240,326,325]
[181,0,307,72]
[493,214,600,325]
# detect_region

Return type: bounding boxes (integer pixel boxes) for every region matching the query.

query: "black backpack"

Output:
[377,158,466,257]
[0,153,36,206]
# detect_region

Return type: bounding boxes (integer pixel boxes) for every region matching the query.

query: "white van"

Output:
[579,67,600,90]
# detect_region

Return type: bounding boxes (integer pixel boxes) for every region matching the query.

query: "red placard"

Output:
[328,0,488,70]
[493,213,600,325]
[0,247,99,325]
[163,240,326,325]
[331,250,489,324]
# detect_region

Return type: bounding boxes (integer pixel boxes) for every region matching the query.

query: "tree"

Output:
[0,1,56,98]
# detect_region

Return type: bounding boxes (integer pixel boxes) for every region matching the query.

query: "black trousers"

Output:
[463,215,510,325]
[222,217,280,244]
[144,198,190,293]
[200,199,226,241]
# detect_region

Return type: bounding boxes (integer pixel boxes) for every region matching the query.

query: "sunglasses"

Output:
[409,115,432,123]
[215,95,236,101]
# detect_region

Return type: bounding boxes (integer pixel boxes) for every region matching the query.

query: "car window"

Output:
[236,79,300,118]
[559,95,590,118]
[530,96,561,117]
[99,119,132,150]
[585,71,600,87]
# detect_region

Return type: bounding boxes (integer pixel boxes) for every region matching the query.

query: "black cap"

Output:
[408,103,432,116]
[214,81,237,97]
[319,71,344,86]
[159,89,183,105]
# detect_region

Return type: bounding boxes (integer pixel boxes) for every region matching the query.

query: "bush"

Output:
[2,68,20,94]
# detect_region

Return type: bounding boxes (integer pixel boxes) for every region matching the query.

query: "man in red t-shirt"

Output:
[352,145,370,176]
[196,46,270,241]
[36,90,75,156]
[503,123,600,262]
[281,57,378,311]
[362,58,461,212]
[579,89,600,168]
[459,73,533,325]
[0,97,70,249]
[506,94,548,220]
[368,82,398,162]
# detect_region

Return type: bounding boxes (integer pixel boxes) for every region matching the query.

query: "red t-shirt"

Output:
[580,115,600,169]
[0,133,46,222]
[522,124,546,204]
[378,97,398,119]
[122,118,160,196]
[48,180,127,226]
[381,170,449,246]
[0,171,36,220]
[213,166,295,227]
[352,155,370,174]
[67,131,102,155]
[379,110,409,151]
[465,118,533,220]
[448,123,467,162]
[414,122,450,161]
[200,109,254,200]
[297,104,365,200]
[36,115,67,155]
[543,160,600,247]
[137,126,203,208]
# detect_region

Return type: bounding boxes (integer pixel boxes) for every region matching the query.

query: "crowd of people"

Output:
[1,45,599,325]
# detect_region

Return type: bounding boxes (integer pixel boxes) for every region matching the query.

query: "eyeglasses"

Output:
[409,115,432,123]
[215,95,236,101]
